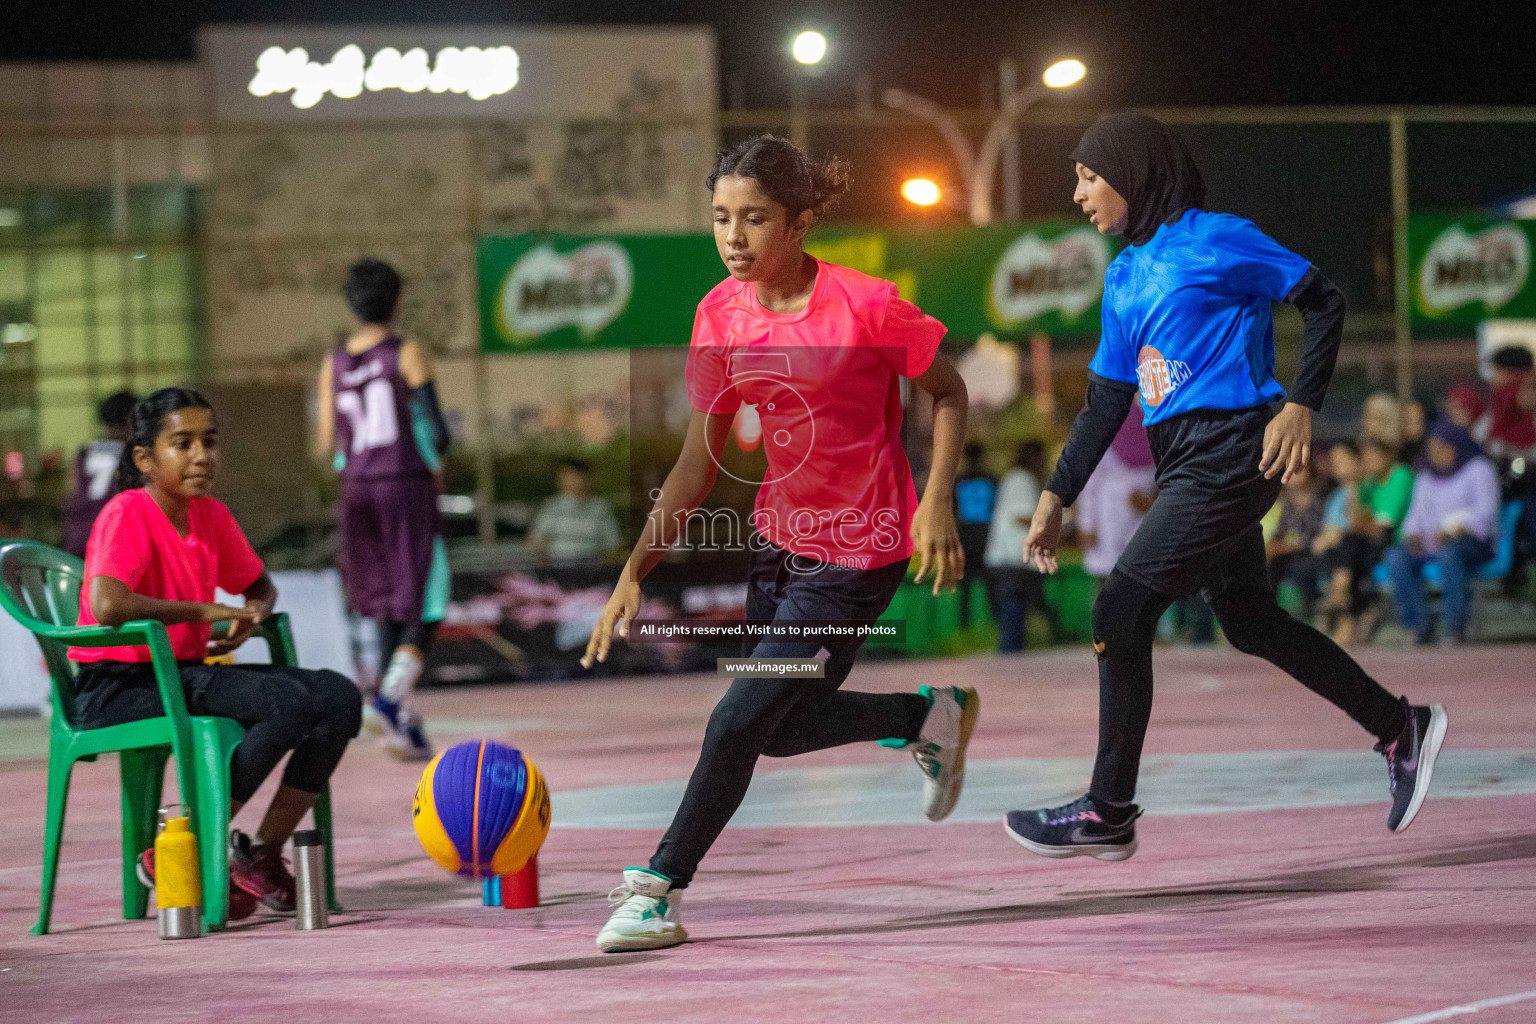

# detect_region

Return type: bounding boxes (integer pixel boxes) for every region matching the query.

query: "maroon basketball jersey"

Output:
[61,439,124,557]
[332,336,432,480]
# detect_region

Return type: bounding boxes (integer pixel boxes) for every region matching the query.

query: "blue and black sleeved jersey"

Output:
[1089,209,1311,426]
[1047,210,1346,504]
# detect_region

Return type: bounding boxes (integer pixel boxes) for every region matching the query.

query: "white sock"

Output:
[380,648,424,705]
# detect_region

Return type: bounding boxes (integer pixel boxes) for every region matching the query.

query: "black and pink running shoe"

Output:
[1004,795,1141,862]
[230,830,297,913]
[1377,700,1449,833]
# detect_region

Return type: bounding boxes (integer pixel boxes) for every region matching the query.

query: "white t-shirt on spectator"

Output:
[530,494,621,561]
[985,468,1041,568]
[1075,449,1157,578]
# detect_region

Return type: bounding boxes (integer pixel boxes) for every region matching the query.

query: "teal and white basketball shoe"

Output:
[596,868,686,953]
[912,684,980,821]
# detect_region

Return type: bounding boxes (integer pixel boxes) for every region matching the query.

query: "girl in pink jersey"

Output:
[583,136,976,952]
[72,388,362,918]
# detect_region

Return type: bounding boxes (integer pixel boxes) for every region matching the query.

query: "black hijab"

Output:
[1071,112,1206,246]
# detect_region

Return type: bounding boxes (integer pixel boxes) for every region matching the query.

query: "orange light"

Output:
[901,178,942,206]
[1043,59,1086,88]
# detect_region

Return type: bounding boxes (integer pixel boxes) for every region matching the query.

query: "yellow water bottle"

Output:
[155,811,202,939]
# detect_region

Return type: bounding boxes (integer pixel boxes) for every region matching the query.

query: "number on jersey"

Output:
[337,377,399,453]
[84,447,118,501]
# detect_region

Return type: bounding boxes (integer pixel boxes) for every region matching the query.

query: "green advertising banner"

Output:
[478,234,722,354]
[1409,214,1536,333]
[478,221,1124,353]
[808,220,1122,339]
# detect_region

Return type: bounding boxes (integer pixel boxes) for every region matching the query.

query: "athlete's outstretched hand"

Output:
[911,496,964,595]
[1261,403,1312,484]
[582,576,642,668]
[1024,491,1064,575]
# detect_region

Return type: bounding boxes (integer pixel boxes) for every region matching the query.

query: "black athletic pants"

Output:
[650,542,929,888]
[1089,492,1407,806]
[77,661,363,803]
[378,619,439,661]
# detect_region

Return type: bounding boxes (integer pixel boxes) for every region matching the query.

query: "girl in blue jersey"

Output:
[1005,113,1447,860]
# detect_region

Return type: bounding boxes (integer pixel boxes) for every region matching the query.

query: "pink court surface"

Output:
[2,644,1535,1024]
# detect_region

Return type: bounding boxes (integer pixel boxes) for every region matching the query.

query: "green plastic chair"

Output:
[0,539,341,934]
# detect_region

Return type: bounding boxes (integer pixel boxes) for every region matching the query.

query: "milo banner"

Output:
[807,221,1120,339]
[1410,215,1536,333]
[478,221,1122,353]
[478,234,723,353]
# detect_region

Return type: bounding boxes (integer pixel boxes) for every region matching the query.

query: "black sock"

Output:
[1375,696,1410,745]
[1090,795,1137,827]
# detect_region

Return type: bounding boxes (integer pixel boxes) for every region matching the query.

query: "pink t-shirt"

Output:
[70,489,265,663]
[685,259,946,569]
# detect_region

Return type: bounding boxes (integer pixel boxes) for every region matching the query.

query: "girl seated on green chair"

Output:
[68,387,362,920]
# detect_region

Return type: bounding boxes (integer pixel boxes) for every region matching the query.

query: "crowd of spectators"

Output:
[1263,346,1535,645]
[956,345,1536,653]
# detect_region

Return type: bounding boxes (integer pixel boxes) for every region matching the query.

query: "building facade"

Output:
[0,24,718,535]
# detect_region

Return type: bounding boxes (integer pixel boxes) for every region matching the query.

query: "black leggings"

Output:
[1089,541,1406,805]
[378,618,439,659]
[77,661,363,803]
[649,545,928,888]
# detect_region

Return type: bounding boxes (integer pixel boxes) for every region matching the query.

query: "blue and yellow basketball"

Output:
[412,740,550,878]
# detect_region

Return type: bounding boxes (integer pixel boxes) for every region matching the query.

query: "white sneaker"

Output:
[596,868,686,953]
[912,684,980,822]
[360,698,391,738]
[382,708,434,763]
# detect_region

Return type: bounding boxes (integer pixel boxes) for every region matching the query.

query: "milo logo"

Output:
[988,227,1111,326]
[1136,345,1191,406]
[1417,222,1530,317]
[498,240,634,343]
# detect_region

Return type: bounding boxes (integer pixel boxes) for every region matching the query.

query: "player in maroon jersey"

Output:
[317,260,451,762]
[60,391,137,558]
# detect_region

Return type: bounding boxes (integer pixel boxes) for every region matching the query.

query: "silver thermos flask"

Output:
[292,829,328,930]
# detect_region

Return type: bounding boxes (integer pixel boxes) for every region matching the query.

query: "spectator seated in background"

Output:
[1399,398,1426,467]
[1325,438,1413,646]
[528,458,622,564]
[1313,440,1362,567]
[1362,392,1402,455]
[1481,365,1536,592]
[953,441,998,629]
[1445,383,1485,433]
[984,440,1046,653]
[1265,460,1329,619]
[1076,405,1158,581]
[1385,421,1500,645]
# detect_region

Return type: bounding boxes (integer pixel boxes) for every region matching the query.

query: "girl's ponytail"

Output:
[706,135,852,221]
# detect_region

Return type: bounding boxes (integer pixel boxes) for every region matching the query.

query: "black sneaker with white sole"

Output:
[1377,699,1448,833]
[1004,794,1141,861]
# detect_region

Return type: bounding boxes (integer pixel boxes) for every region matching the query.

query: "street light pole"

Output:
[999,60,1023,222]
[969,81,1053,226]
[790,75,809,150]
[886,59,1083,226]
[1389,110,1413,401]
[881,87,977,198]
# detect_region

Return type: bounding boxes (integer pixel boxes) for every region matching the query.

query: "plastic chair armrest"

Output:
[27,620,159,648]
[254,612,299,667]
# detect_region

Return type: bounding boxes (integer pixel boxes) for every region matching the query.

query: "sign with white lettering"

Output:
[198,24,719,122]
[248,44,520,109]
[1410,215,1536,333]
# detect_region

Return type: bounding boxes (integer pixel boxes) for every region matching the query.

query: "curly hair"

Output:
[707,135,852,220]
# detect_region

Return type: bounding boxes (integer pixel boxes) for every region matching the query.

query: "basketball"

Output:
[412,740,550,878]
